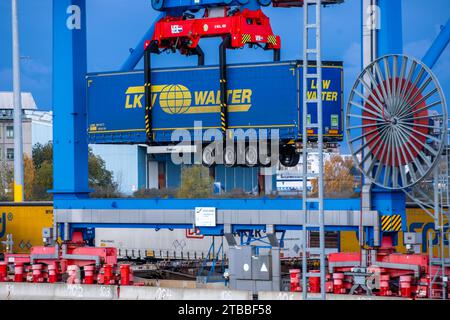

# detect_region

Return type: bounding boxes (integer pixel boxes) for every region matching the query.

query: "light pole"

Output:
[12,0,24,202]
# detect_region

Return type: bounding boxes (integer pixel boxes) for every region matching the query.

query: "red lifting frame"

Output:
[150,9,281,53]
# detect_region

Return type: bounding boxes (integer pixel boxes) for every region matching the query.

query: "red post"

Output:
[84,265,95,285]
[379,274,391,296]
[0,262,8,282]
[399,276,412,298]
[120,264,131,286]
[332,273,345,294]
[14,263,24,282]
[309,270,321,293]
[47,263,58,283]
[32,264,43,283]
[104,264,113,285]
[289,269,301,292]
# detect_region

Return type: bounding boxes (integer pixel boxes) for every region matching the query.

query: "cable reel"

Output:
[346,54,447,190]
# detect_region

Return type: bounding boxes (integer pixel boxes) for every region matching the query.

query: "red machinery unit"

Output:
[151,8,281,54]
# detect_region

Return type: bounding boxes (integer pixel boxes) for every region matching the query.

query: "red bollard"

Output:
[309,270,321,293]
[333,273,345,294]
[289,269,301,292]
[399,276,412,298]
[416,277,429,298]
[14,263,24,283]
[32,264,44,283]
[0,262,8,282]
[84,266,95,285]
[104,264,113,285]
[379,274,391,296]
[47,263,58,283]
[120,264,131,286]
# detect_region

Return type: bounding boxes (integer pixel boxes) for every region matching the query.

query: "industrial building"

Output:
[0,92,52,162]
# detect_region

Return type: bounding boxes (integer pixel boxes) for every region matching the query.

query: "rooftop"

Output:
[0,92,38,110]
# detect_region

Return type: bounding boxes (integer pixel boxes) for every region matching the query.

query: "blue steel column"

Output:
[377,0,403,56]
[52,0,89,200]
[422,19,450,69]
[375,0,406,245]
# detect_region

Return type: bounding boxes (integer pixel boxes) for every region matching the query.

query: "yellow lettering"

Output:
[205,91,216,105]
[307,91,317,100]
[332,92,338,101]
[231,90,242,104]
[323,80,331,90]
[311,80,316,89]
[151,94,157,107]
[195,91,208,105]
[242,89,252,104]
[133,94,144,108]
[125,95,133,109]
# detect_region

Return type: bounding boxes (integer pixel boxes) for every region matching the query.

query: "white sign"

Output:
[195,207,216,227]
[261,263,268,272]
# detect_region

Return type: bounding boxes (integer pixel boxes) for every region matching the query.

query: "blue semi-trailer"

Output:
[86,60,343,167]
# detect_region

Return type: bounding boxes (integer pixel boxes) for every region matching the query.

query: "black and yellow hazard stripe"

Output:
[267,35,277,46]
[219,37,230,137]
[381,215,403,232]
[242,34,252,44]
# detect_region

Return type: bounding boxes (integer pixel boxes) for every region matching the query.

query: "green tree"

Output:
[33,160,53,200]
[0,162,13,201]
[30,143,119,199]
[32,142,53,170]
[176,165,213,199]
[88,149,119,198]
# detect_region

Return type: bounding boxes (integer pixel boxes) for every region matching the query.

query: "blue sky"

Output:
[0,0,449,111]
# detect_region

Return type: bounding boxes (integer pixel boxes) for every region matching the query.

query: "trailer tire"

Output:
[202,145,216,167]
[245,145,258,167]
[280,145,300,167]
[224,145,236,167]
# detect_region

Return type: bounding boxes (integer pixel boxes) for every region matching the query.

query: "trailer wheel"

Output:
[245,145,258,167]
[289,151,300,167]
[224,145,236,167]
[202,145,216,167]
[279,145,295,167]
[279,145,300,167]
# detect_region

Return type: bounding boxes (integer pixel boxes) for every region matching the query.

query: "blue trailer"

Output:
[87,60,343,166]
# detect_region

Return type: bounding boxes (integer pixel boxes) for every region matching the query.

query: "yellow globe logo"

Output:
[159,84,192,114]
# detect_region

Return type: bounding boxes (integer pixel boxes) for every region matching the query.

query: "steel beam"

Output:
[377,0,403,56]
[51,0,90,199]
[120,13,165,71]
[55,208,379,231]
[422,19,450,69]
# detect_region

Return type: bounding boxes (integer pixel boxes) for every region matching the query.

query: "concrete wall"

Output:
[0,283,251,300]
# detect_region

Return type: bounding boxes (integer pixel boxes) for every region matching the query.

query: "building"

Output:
[0,92,53,163]
[90,144,265,196]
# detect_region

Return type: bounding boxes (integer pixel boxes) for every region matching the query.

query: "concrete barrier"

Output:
[0,283,118,300]
[119,286,252,300]
[258,291,412,300]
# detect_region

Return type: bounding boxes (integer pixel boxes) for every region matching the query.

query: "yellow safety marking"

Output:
[381,215,402,232]
[14,183,23,203]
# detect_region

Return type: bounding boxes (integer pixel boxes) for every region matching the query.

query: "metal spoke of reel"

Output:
[346,54,447,190]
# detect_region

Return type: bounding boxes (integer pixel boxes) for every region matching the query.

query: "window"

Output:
[7,148,14,161]
[6,126,14,139]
